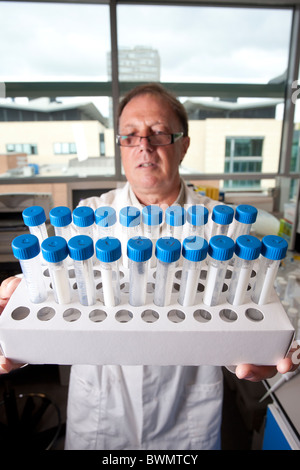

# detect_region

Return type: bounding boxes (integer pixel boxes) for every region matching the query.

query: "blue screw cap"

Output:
[127,236,153,262]
[95,236,121,263]
[50,206,72,227]
[41,236,69,263]
[155,237,181,263]
[12,234,40,260]
[72,206,95,227]
[142,205,163,226]
[119,206,141,227]
[261,235,288,260]
[212,205,234,225]
[208,235,235,261]
[235,235,261,260]
[68,235,94,261]
[165,205,186,227]
[187,205,209,226]
[22,206,46,227]
[235,205,258,225]
[95,206,116,227]
[182,236,208,262]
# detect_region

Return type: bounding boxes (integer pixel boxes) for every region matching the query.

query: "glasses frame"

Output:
[116,132,184,147]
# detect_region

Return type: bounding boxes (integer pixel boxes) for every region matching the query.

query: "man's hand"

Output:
[235,341,300,382]
[0,276,24,374]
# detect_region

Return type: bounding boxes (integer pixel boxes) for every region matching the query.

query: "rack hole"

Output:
[63,308,81,322]
[175,270,182,280]
[89,309,107,323]
[120,282,129,293]
[245,308,264,322]
[194,309,212,323]
[219,308,238,322]
[115,309,133,323]
[146,282,155,293]
[197,283,205,292]
[141,309,159,323]
[11,306,30,321]
[37,306,55,321]
[167,309,185,323]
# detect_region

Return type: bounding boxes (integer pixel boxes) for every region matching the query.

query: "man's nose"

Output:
[139,136,153,149]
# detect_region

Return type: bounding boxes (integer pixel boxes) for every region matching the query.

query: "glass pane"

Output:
[117,5,292,83]
[290,68,300,174]
[179,96,283,190]
[0,96,114,179]
[0,2,110,81]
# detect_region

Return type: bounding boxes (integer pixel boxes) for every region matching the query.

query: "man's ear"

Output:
[180,136,190,163]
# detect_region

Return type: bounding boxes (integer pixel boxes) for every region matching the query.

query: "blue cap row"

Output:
[23,203,258,232]
[12,230,288,265]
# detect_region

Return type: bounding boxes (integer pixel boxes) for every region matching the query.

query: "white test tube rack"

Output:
[0,260,294,367]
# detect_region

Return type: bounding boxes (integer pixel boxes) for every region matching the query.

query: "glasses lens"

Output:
[149,134,171,145]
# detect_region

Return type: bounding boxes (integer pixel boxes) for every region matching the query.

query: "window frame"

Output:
[0,0,299,186]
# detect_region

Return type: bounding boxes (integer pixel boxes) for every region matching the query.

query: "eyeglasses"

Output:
[116,132,184,147]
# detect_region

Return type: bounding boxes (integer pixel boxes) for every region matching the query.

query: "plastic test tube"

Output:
[154,237,181,307]
[95,236,122,307]
[119,206,141,268]
[185,205,209,240]
[22,205,48,247]
[127,236,153,307]
[203,235,235,306]
[50,206,73,241]
[95,206,117,239]
[72,206,95,238]
[41,236,72,305]
[210,205,234,238]
[227,235,261,306]
[11,233,48,304]
[178,236,208,307]
[251,235,288,305]
[165,205,186,241]
[142,205,163,267]
[68,235,96,306]
[229,205,258,241]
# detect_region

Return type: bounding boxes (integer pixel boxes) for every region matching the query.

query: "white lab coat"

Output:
[65,180,224,450]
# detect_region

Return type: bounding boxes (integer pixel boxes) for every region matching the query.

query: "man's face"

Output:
[118,93,190,199]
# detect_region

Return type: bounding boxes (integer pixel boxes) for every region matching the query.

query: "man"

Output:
[0,83,297,449]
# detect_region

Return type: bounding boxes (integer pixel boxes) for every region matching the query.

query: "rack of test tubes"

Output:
[0,203,295,366]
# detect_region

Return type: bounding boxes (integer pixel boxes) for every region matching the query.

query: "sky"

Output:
[0,1,295,116]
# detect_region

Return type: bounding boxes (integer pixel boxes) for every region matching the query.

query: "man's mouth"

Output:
[138,162,156,168]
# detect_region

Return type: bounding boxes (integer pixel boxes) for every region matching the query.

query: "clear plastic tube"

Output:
[68,235,96,306]
[229,205,258,241]
[142,205,162,268]
[22,206,48,247]
[95,237,122,307]
[41,236,72,305]
[153,237,181,307]
[251,235,288,306]
[210,205,234,238]
[165,205,186,242]
[95,206,116,239]
[227,235,261,306]
[178,236,208,307]
[127,236,152,307]
[203,235,234,306]
[12,234,48,304]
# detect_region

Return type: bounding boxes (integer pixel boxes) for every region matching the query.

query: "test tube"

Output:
[127,236,153,306]
[50,206,73,242]
[227,235,261,306]
[68,235,96,306]
[41,236,72,304]
[284,274,297,304]
[185,205,209,240]
[229,205,258,241]
[154,237,181,307]
[178,236,208,307]
[142,205,163,267]
[165,205,186,241]
[22,205,48,246]
[95,236,122,307]
[203,235,235,306]
[11,233,48,303]
[210,205,234,238]
[95,206,117,239]
[251,235,288,305]
[72,206,95,238]
[119,206,141,268]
